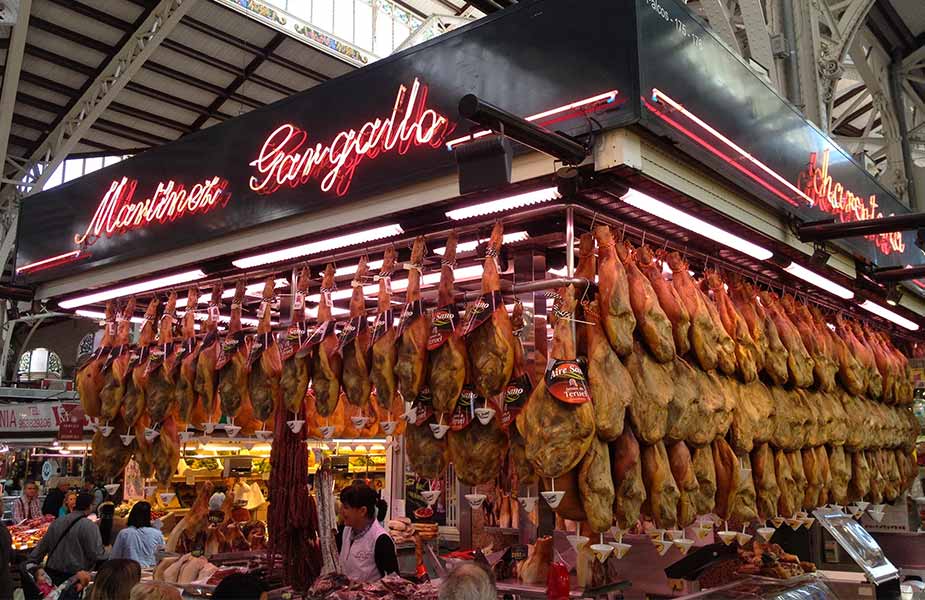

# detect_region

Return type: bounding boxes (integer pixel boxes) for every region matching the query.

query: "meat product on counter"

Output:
[167,481,214,553]
[619,240,675,363]
[518,536,553,585]
[705,270,758,382]
[428,232,468,416]
[77,300,115,418]
[759,291,813,388]
[370,248,401,415]
[312,264,343,417]
[691,444,717,516]
[699,281,737,376]
[248,277,282,426]
[751,442,780,519]
[668,441,700,527]
[177,287,206,427]
[91,412,133,482]
[593,225,635,357]
[396,236,431,402]
[640,246,691,356]
[518,285,595,479]
[466,222,515,399]
[341,256,373,410]
[194,283,223,425]
[308,573,439,600]
[100,298,138,422]
[146,291,179,424]
[579,437,615,532]
[123,298,154,429]
[405,416,447,479]
[611,428,646,529]
[641,441,680,529]
[624,343,671,445]
[218,281,258,428]
[666,252,718,371]
[584,299,632,441]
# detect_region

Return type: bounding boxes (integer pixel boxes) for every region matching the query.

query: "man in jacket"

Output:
[28,493,105,585]
[41,479,70,518]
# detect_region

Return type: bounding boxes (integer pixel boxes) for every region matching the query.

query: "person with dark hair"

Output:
[87,559,141,600]
[110,502,163,567]
[28,493,105,585]
[375,498,388,526]
[0,522,12,600]
[42,480,70,518]
[336,482,398,582]
[212,573,267,600]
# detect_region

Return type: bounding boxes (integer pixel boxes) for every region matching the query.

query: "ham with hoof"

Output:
[466,222,515,399]
[428,233,468,416]
[728,277,766,372]
[342,257,373,410]
[668,441,700,528]
[610,428,646,529]
[641,246,691,356]
[618,240,675,363]
[705,270,758,382]
[396,237,430,402]
[578,437,615,533]
[730,281,789,386]
[77,301,115,419]
[248,278,282,426]
[584,300,632,441]
[517,285,595,479]
[218,281,261,434]
[280,269,311,415]
[641,441,681,530]
[146,292,180,425]
[713,437,756,525]
[123,299,153,429]
[625,342,671,445]
[194,283,223,425]
[100,298,138,422]
[751,442,780,519]
[370,248,401,416]
[691,444,716,516]
[699,281,737,376]
[177,287,207,427]
[311,265,343,417]
[783,296,836,391]
[759,291,813,388]
[666,252,718,371]
[593,225,635,357]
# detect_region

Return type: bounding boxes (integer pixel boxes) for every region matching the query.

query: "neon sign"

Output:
[798,149,905,255]
[73,175,230,246]
[249,78,452,197]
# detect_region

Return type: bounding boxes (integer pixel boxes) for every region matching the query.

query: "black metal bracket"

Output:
[796,212,925,242]
[868,264,925,284]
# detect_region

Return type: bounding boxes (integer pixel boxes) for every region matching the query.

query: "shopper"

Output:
[13,481,43,524]
[58,492,78,519]
[0,523,12,600]
[212,573,267,600]
[31,569,91,600]
[110,502,163,567]
[336,482,398,582]
[438,563,496,600]
[86,559,141,600]
[28,493,105,585]
[42,480,70,518]
[128,582,181,600]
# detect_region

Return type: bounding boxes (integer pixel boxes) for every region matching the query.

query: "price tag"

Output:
[544,358,591,404]
[186,471,196,485]
[208,305,220,321]
[293,292,305,311]
[511,545,528,561]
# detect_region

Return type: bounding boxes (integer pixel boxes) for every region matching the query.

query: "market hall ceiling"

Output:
[0,0,356,162]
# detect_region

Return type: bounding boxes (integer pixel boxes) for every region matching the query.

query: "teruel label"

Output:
[544,358,591,404]
[414,387,434,426]
[501,373,532,429]
[450,386,481,431]
[427,304,458,350]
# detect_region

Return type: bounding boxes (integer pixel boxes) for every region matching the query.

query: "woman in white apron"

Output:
[337,483,399,582]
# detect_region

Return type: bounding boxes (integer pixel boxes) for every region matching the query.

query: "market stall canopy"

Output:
[15,0,925,299]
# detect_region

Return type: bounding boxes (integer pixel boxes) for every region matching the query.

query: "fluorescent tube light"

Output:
[782,262,854,300]
[335,259,384,278]
[434,232,529,255]
[859,300,920,331]
[75,310,146,325]
[445,187,560,220]
[305,265,484,304]
[620,188,773,261]
[232,224,404,269]
[175,279,290,309]
[59,270,207,309]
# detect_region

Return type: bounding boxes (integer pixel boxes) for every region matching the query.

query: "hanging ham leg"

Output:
[593,225,635,357]
[705,270,758,382]
[123,298,153,429]
[584,300,632,441]
[312,264,343,417]
[91,412,133,482]
[146,292,179,424]
[759,291,813,388]
[699,280,737,376]
[751,442,780,520]
[641,441,680,530]
[728,278,766,373]
[429,232,468,415]
[194,283,223,425]
[178,287,206,427]
[370,248,400,415]
[640,246,691,357]
[77,301,115,419]
[668,441,700,528]
[249,278,282,426]
[666,252,718,371]
[396,236,430,401]
[218,281,261,432]
[610,427,646,529]
[342,257,373,409]
[281,270,311,414]
[467,222,515,398]
[691,444,716,516]
[100,298,138,421]
[619,240,675,363]
[152,414,180,484]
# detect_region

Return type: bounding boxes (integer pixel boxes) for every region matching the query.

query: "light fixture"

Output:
[620,188,773,261]
[782,262,854,300]
[16,250,82,275]
[859,300,920,331]
[175,279,290,308]
[75,310,146,325]
[305,265,484,304]
[59,270,207,309]
[434,231,529,255]
[335,259,384,278]
[232,224,404,269]
[445,187,560,220]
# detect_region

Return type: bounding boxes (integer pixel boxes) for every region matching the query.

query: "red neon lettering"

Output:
[74,175,230,246]
[798,149,905,255]
[249,78,453,197]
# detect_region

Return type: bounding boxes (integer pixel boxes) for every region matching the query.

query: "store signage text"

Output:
[798,149,905,255]
[74,176,230,246]
[0,402,88,433]
[248,78,452,197]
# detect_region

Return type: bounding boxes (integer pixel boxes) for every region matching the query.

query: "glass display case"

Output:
[679,576,836,600]
[812,507,900,585]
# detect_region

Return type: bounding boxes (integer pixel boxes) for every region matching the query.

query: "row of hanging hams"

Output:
[517,226,919,535]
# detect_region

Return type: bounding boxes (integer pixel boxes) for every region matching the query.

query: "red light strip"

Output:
[16,250,82,274]
[445,90,618,150]
[650,89,815,208]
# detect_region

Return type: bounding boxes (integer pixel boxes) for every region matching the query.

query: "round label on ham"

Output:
[544,359,591,404]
